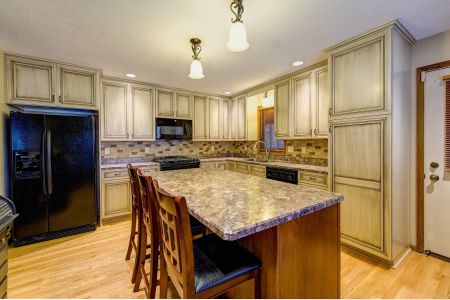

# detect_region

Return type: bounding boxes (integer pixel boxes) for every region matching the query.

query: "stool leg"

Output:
[126,206,137,260]
[148,232,159,298]
[133,222,146,292]
[159,243,168,299]
[131,209,142,284]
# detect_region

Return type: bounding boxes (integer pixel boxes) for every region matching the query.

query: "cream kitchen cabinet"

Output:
[101,79,155,141]
[193,95,208,140]
[230,95,246,140]
[292,72,313,138]
[274,79,291,138]
[314,67,330,138]
[328,21,415,266]
[156,88,192,119]
[221,99,231,140]
[5,54,100,109]
[208,97,222,140]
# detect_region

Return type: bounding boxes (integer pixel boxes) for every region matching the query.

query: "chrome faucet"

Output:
[253,141,270,162]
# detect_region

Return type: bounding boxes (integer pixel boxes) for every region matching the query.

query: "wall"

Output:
[410,29,450,246]
[101,139,328,166]
[0,48,10,197]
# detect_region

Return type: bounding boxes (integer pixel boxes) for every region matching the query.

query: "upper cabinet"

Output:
[193,95,208,140]
[156,88,193,119]
[274,65,329,140]
[330,32,385,119]
[5,54,100,109]
[208,97,221,140]
[230,95,246,140]
[221,99,231,140]
[101,79,155,141]
[274,79,291,138]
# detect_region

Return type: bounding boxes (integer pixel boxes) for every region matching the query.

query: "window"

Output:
[259,107,284,151]
[445,77,450,170]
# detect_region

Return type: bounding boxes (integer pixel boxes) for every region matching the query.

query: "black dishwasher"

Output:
[266,166,298,185]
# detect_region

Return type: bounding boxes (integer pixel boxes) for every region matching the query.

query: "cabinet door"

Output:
[274,79,291,138]
[58,65,99,108]
[208,97,221,140]
[193,95,208,140]
[175,92,192,119]
[102,180,131,218]
[237,96,246,139]
[292,73,312,138]
[315,67,330,137]
[156,88,175,117]
[6,55,56,105]
[221,99,231,140]
[331,35,385,117]
[230,99,238,140]
[332,119,386,255]
[102,81,128,140]
[130,84,154,140]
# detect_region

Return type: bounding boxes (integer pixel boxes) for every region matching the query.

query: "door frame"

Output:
[416,60,450,253]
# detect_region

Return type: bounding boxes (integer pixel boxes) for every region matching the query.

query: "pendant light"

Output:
[261,91,273,107]
[188,38,205,79]
[227,0,249,52]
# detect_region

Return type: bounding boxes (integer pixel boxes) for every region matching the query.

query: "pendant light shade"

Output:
[227,0,249,52]
[189,59,205,79]
[227,22,249,52]
[188,38,205,80]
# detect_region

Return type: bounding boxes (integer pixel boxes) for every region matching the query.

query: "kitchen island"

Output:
[149,168,343,298]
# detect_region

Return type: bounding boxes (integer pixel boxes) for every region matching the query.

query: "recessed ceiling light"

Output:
[125,73,136,78]
[224,92,231,95]
[292,61,304,67]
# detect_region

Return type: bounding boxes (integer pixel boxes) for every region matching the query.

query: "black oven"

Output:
[156,118,192,140]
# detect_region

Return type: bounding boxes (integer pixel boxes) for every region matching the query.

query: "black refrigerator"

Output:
[9,111,98,246]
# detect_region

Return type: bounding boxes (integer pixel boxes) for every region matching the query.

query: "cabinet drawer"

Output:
[200,162,216,169]
[216,162,227,170]
[299,171,328,187]
[248,164,266,177]
[140,166,159,174]
[103,170,128,179]
[235,162,249,174]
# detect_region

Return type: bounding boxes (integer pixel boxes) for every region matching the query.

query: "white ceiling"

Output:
[1,0,450,95]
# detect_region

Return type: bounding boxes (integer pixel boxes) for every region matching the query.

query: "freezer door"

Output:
[45,115,97,231]
[10,112,49,239]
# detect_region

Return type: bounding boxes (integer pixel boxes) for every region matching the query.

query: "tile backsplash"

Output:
[101,139,328,166]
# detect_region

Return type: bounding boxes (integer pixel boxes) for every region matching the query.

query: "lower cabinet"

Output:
[299,171,328,190]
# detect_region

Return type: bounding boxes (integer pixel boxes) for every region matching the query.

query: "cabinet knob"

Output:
[430,162,439,168]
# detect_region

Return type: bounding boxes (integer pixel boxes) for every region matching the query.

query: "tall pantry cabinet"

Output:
[327,21,415,265]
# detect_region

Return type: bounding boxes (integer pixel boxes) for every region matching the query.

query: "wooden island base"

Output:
[227,204,340,299]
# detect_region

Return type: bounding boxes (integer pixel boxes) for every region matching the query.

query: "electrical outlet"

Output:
[287,146,294,153]
[104,147,110,155]
[145,147,151,154]
[302,146,307,154]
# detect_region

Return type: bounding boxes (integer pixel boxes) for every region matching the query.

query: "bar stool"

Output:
[133,173,207,297]
[125,164,142,284]
[153,179,261,299]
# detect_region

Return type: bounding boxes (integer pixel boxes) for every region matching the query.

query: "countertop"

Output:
[147,168,342,240]
[101,157,328,173]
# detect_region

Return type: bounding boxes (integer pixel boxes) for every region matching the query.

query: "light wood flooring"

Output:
[7,220,450,299]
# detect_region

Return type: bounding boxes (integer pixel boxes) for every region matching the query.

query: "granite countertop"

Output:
[148,168,342,241]
[200,157,328,173]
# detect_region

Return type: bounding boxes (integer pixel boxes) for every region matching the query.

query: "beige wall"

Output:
[0,48,10,197]
[410,29,450,246]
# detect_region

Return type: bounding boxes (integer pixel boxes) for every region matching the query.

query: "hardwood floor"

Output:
[7,221,450,299]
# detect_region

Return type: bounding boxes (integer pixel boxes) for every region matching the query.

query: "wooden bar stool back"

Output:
[125,164,143,284]
[133,172,160,298]
[153,180,260,299]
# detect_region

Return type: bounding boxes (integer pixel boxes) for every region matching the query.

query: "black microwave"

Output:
[156,118,192,140]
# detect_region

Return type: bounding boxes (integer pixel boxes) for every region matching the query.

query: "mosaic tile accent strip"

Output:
[101,139,328,166]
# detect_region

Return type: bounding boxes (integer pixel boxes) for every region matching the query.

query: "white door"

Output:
[424,67,450,259]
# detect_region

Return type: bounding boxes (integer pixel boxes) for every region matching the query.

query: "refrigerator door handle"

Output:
[46,131,53,195]
[41,131,47,196]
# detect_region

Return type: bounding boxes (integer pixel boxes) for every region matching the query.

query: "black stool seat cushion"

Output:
[189,215,205,233]
[193,234,261,293]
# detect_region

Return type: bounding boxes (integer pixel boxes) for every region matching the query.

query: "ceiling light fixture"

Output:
[224,91,231,95]
[226,0,249,52]
[292,61,304,67]
[188,38,205,79]
[125,73,136,78]
[261,91,273,107]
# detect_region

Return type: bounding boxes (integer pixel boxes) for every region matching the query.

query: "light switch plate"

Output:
[287,146,294,153]
[104,147,110,155]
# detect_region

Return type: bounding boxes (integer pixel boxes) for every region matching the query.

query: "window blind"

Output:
[446,78,450,170]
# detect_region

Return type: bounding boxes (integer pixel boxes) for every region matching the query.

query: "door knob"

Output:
[430,162,439,168]
[430,174,440,182]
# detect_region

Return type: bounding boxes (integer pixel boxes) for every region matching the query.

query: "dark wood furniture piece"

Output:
[153,180,261,299]
[125,164,142,284]
[133,172,207,298]
[0,196,18,299]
